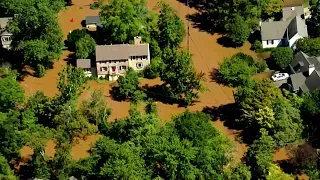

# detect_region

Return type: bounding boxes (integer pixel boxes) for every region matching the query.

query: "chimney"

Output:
[309,64,315,76]
[134,36,142,45]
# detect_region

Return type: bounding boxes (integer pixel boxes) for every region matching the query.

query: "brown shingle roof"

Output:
[283,0,303,7]
[77,59,91,68]
[95,44,149,61]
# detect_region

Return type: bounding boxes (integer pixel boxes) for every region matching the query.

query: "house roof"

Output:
[283,0,303,7]
[85,16,101,25]
[261,15,307,41]
[289,52,320,73]
[261,21,290,40]
[290,70,320,92]
[0,17,11,29]
[95,44,149,61]
[77,59,91,68]
[289,52,320,92]
[282,6,304,20]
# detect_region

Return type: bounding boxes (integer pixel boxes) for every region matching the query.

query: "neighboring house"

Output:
[77,59,93,77]
[288,52,320,93]
[95,36,150,80]
[0,17,13,49]
[260,6,308,48]
[85,16,102,30]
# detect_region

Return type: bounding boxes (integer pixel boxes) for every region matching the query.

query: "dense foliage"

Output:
[4,0,63,76]
[218,53,267,87]
[75,35,96,59]
[74,109,233,179]
[228,15,251,46]
[270,47,293,70]
[309,0,320,37]
[296,37,320,56]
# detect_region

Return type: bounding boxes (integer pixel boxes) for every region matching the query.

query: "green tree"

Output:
[29,146,51,179]
[270,47,293,70]
[111,68,144,101]
[225,164,251,180]
[0,110,32,159]
[51,144,74,179]
[56,65,88,104]
[218,53,265,87]
[75,35,96,59]
[144,57,164,79]
[296,37,320,56]
[67,29,87,51]
[80,89,111,126]
[74,137,150,179]
[0,153,16,180]
[228,14,251,46]
[18,40,50,76]
[99,0,149,44]
[7,0,63,72]
[157,1,185,49]
[261,0,283,19]
[267,164,294,180]
[0,74,25,111]
[245,130,275,179]
[309,1,320,37]
[161,49,205,105]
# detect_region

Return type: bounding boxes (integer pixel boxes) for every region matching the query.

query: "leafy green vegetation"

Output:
[218,53,267,87]
[270,47,293,70]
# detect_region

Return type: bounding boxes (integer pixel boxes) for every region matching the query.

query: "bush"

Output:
[296,37,320,56]
[75,35,96,59]
[67,29,87,51]
[90,3,99,9]
[251,40,263,52]
[144,57,163,79]
[218,53,263,87]
[270,47,293,70]
[228,15,251,46]
[36,64,46,77]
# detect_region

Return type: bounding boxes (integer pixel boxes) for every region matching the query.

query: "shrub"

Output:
[218,53,262,87]
[144,57,163,79]
[37,64,46,77]
[228,15,251,46]
[251,40,263,52]
[270,47,293,70]
[296,37,320,56]
[67,29,87,51]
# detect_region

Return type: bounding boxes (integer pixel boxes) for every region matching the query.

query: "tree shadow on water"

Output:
[209,68,229,86]
[217,36,238,48]
[141,84,193,107]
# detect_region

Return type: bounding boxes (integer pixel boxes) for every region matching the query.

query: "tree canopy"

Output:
[228,14,251,46]
[218,53,266,87]
[270,47,293,70]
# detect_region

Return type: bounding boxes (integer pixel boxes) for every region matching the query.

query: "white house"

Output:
[0,17,13,49]
[260,6,308,49]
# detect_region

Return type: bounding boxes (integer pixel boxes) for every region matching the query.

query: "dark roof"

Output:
[85,16,101,25]
[289,52,320,73]
[77,59,91,68]
[95,44,149,61]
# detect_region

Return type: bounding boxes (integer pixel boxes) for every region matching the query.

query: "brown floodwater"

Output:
[19,0,289,165]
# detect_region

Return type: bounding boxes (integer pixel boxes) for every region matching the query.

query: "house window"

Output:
[271,40,274,44]
[119,66,127,70]
[101,67,107,71]
[111,66,116,72]
[136,63,143,69]
[131,56,136,60]
[2,37,11,42]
